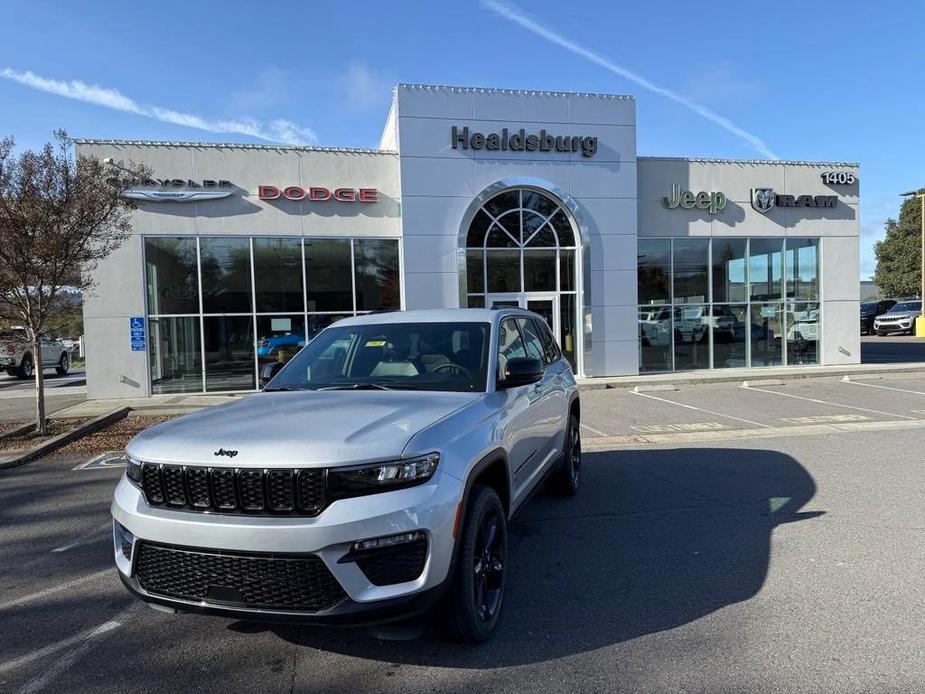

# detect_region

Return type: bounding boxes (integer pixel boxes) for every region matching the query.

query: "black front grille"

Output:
[134,542,347,612]
[354,539,428,586]
[140,463,326,516]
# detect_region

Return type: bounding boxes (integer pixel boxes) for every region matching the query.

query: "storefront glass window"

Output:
[673,305,710,369]
[786,302,820,365]
[467,250,485,294]
[639,238,819,372]
[673,239,709,304]
[749,303,783,366]
[749,239,784,302]
[639,305,672,372]
[149,316,201,394]
[254,238,303,313]
[786,239,819,300]
[712,304,748,368]
[712,239,747,303]
[523,249,556,291]
[256,315,305,363]
[145,237,199,314]
[203,316,255,392]
[354,239,401,311]
[145,235,402,394]
[200,237,253,314]
[486,250,521,293]
[305,239,352,312]
[638,239,671,305]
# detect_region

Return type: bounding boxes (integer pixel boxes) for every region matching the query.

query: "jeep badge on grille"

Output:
[214,448,238,458]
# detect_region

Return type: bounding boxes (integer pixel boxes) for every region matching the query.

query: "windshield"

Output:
[860,302,877,315]
[265,321,491,393]
[889,301,921,313]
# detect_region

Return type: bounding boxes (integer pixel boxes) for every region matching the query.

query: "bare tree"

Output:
[0,131,147,434]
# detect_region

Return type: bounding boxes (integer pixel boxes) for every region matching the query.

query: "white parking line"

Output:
[0,569,111,612]
[51,524,111,553]
[741,385,917,420]
[4,606,135,693]
[0,614,122,677]
[841,378,925,396]
[629,390,771,428]
[580,422,609,437]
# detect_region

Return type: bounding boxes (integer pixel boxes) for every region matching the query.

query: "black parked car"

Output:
[860,299,896,335]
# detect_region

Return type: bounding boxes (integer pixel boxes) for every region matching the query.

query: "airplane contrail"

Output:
[0,67,317,146]
[480,0,778,160]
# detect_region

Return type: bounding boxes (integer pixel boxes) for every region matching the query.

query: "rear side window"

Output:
[533,318,561,364]
[516,317,546,362]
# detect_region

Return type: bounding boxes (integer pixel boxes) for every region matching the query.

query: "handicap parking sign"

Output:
[130,316,146,351]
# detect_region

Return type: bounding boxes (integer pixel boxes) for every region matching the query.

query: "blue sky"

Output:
[1,0,922,279]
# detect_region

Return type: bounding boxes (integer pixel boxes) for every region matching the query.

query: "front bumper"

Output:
[111,470,463,623]
[874,320,913,333]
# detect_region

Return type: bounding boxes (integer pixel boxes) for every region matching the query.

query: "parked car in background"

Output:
[256,332,306,361]
[639,307,671,347]
[873,300,922,336]
[860,299,896,335]
[0,329,71,378]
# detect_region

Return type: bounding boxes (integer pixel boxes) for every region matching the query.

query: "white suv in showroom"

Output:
[112,309,581,642]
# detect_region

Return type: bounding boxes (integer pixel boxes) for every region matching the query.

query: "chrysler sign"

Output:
[114,178,234,203]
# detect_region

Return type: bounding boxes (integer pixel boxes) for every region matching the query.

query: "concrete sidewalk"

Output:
[577,360,925,389]
[50,393,243,418]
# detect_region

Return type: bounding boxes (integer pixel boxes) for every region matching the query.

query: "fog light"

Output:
[115,521,134,561]
[351,531,425,553]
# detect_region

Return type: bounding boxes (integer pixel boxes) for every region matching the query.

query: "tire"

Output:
[16,353,33,379]
[55,352,70,375]
[552,413,582,496]
[443,485,507,643]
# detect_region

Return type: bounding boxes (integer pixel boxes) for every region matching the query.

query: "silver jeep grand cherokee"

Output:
[112,308,581,642]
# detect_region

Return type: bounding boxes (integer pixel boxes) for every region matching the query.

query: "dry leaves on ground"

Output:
[56,416,175,456]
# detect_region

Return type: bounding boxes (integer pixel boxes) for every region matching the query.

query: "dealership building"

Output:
[76,83,860,399]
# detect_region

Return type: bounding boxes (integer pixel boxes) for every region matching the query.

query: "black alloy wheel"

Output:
[473,508,505,623]
[17,354,33,379]
[444,485,507,643]
[553,413,582,496]
[56,352,70,375]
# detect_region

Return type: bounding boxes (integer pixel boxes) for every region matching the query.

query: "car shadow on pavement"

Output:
[253,447,823,667]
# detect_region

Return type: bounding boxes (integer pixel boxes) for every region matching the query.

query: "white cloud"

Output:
[480,0,778,160]
[0,67,317,145]
[339,63,393,113]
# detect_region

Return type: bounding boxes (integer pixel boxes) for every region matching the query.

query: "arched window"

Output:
[464,187,579,372]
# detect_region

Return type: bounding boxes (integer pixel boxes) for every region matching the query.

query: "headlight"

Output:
[125,454,143,486]
[328,452,439,498]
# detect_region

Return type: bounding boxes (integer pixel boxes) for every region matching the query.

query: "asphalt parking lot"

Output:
[2,373,925,693]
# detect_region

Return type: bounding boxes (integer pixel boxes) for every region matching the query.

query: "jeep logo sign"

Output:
[663,184,727,215]
[213,448,238,458]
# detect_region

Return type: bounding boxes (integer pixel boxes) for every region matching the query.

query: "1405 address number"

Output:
[821,171,856,185]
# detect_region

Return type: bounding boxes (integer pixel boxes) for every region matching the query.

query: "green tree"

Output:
[874,195,922,298]
[0,131,147,434]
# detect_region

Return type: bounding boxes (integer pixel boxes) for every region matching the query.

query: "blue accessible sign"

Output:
[130,316,146,352]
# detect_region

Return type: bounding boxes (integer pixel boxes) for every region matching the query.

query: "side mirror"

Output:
[259,361,284,389]
[498,357,544,388]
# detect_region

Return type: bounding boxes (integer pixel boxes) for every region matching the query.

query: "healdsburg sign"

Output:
[451,126,598,157]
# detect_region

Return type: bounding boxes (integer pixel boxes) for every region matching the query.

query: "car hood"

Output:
[878,311,919,319]
[126,390,482,467]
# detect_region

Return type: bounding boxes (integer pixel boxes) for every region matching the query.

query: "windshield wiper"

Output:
[317,383,395,391]
[263,386,295,392]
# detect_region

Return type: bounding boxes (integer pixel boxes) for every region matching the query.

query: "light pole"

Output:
[900,188,925,337]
